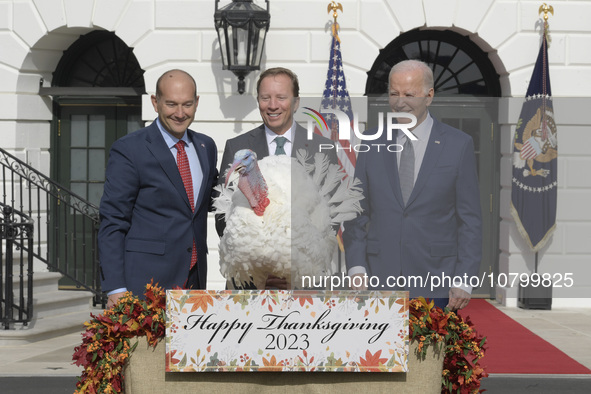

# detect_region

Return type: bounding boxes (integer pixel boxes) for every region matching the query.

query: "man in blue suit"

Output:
[99,70,218,308]
[343,60,482,311]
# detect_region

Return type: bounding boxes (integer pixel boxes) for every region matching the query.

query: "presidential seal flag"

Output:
[511,32,557,252]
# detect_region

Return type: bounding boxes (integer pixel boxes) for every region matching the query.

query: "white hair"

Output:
[388,60,434,94]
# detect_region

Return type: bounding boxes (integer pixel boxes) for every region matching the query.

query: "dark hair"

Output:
[155,69,197,98]
[256,67,300,97]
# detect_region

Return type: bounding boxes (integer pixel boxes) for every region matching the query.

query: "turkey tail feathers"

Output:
[296,149,364,225]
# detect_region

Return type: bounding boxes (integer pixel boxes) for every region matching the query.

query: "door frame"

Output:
[49,96,142,289]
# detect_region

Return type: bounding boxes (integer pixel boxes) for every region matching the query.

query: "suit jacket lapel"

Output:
[291,123,310,157]
[406,119,445,207]
[249,125,270,158]
[189,131,211,217]
[144,122,191,210]
[384,135,405,208]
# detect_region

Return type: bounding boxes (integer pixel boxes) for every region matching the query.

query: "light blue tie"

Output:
[399,136,415,205]
[274,136,287,155]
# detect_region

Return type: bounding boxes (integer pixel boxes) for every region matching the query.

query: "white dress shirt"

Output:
[265,122,295,156]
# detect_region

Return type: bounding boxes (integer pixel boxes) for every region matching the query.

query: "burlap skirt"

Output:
[124,337,443,393]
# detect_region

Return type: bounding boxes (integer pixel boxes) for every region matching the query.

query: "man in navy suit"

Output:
[343,60,482,311]
[217,67,338,289]
[99,70,218,308]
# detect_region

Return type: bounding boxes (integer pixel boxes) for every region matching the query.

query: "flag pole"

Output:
[514,4,557,309]
[325,1,346,275]
[534,3,553,275]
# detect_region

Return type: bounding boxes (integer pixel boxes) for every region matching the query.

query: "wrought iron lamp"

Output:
[214,0,270,94]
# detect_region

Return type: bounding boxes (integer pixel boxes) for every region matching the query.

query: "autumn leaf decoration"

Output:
[184,293,214,313]
[72,281,166,394]
[358,349,388,372]
[73,287,487,394]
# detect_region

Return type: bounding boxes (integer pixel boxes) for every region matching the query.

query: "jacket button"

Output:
[187,248,192,253]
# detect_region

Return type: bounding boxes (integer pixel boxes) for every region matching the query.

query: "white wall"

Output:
[1,0,589,302]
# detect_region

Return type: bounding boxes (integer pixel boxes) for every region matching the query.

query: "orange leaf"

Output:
[186,294,214,313]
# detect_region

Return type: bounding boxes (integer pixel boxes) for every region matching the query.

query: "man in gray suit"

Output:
[343,60,482,311]
[217,67,338,289]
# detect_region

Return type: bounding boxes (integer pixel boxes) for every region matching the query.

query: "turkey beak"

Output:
[225,162,244,187]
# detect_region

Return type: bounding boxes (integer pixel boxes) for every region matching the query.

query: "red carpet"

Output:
[459,299,591,374]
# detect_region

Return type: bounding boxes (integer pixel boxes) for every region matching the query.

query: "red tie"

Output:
[175,141,197,272]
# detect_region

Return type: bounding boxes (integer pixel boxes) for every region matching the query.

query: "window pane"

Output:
[89,115,106,147]
[71,115,88,147]
[88,149,105,181]
[88,183,104,207]
[127,114,143,134]
[70,182,87,200]
[448,49,470,73]
[70,149,87,180]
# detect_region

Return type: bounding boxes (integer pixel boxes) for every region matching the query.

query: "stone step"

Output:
[5,271,63,297]
[32,290,94,319]
[2,262,99,345]
[0,309,93,346]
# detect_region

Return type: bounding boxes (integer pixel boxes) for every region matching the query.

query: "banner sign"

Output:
[165,290,409,372]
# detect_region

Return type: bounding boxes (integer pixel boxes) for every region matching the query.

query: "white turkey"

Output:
[214,149,363,289]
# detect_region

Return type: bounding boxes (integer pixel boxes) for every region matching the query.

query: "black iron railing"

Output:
[0,147,104,312]
[1,203,34,329]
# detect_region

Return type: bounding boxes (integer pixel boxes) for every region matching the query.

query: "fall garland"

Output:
[73,284,487,394]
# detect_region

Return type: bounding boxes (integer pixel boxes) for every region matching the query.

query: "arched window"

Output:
[53,30,145,90]
[365,29,500,97]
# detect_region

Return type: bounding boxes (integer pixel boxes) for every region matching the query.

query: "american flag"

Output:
[319,35,357,178]
[317,34,357,257]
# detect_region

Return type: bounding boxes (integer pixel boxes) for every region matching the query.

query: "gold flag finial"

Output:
[538,3,553,42]
[538,3,554,21]
[327,1,343,42]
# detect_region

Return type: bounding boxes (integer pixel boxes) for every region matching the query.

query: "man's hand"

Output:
[447,287,471,311]
[265,275,288,290]
[350,273,368,290]
[106,291,125,309]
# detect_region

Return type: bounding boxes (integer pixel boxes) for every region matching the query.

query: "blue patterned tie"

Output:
[274,136,287,155]
[399,136,415,205]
